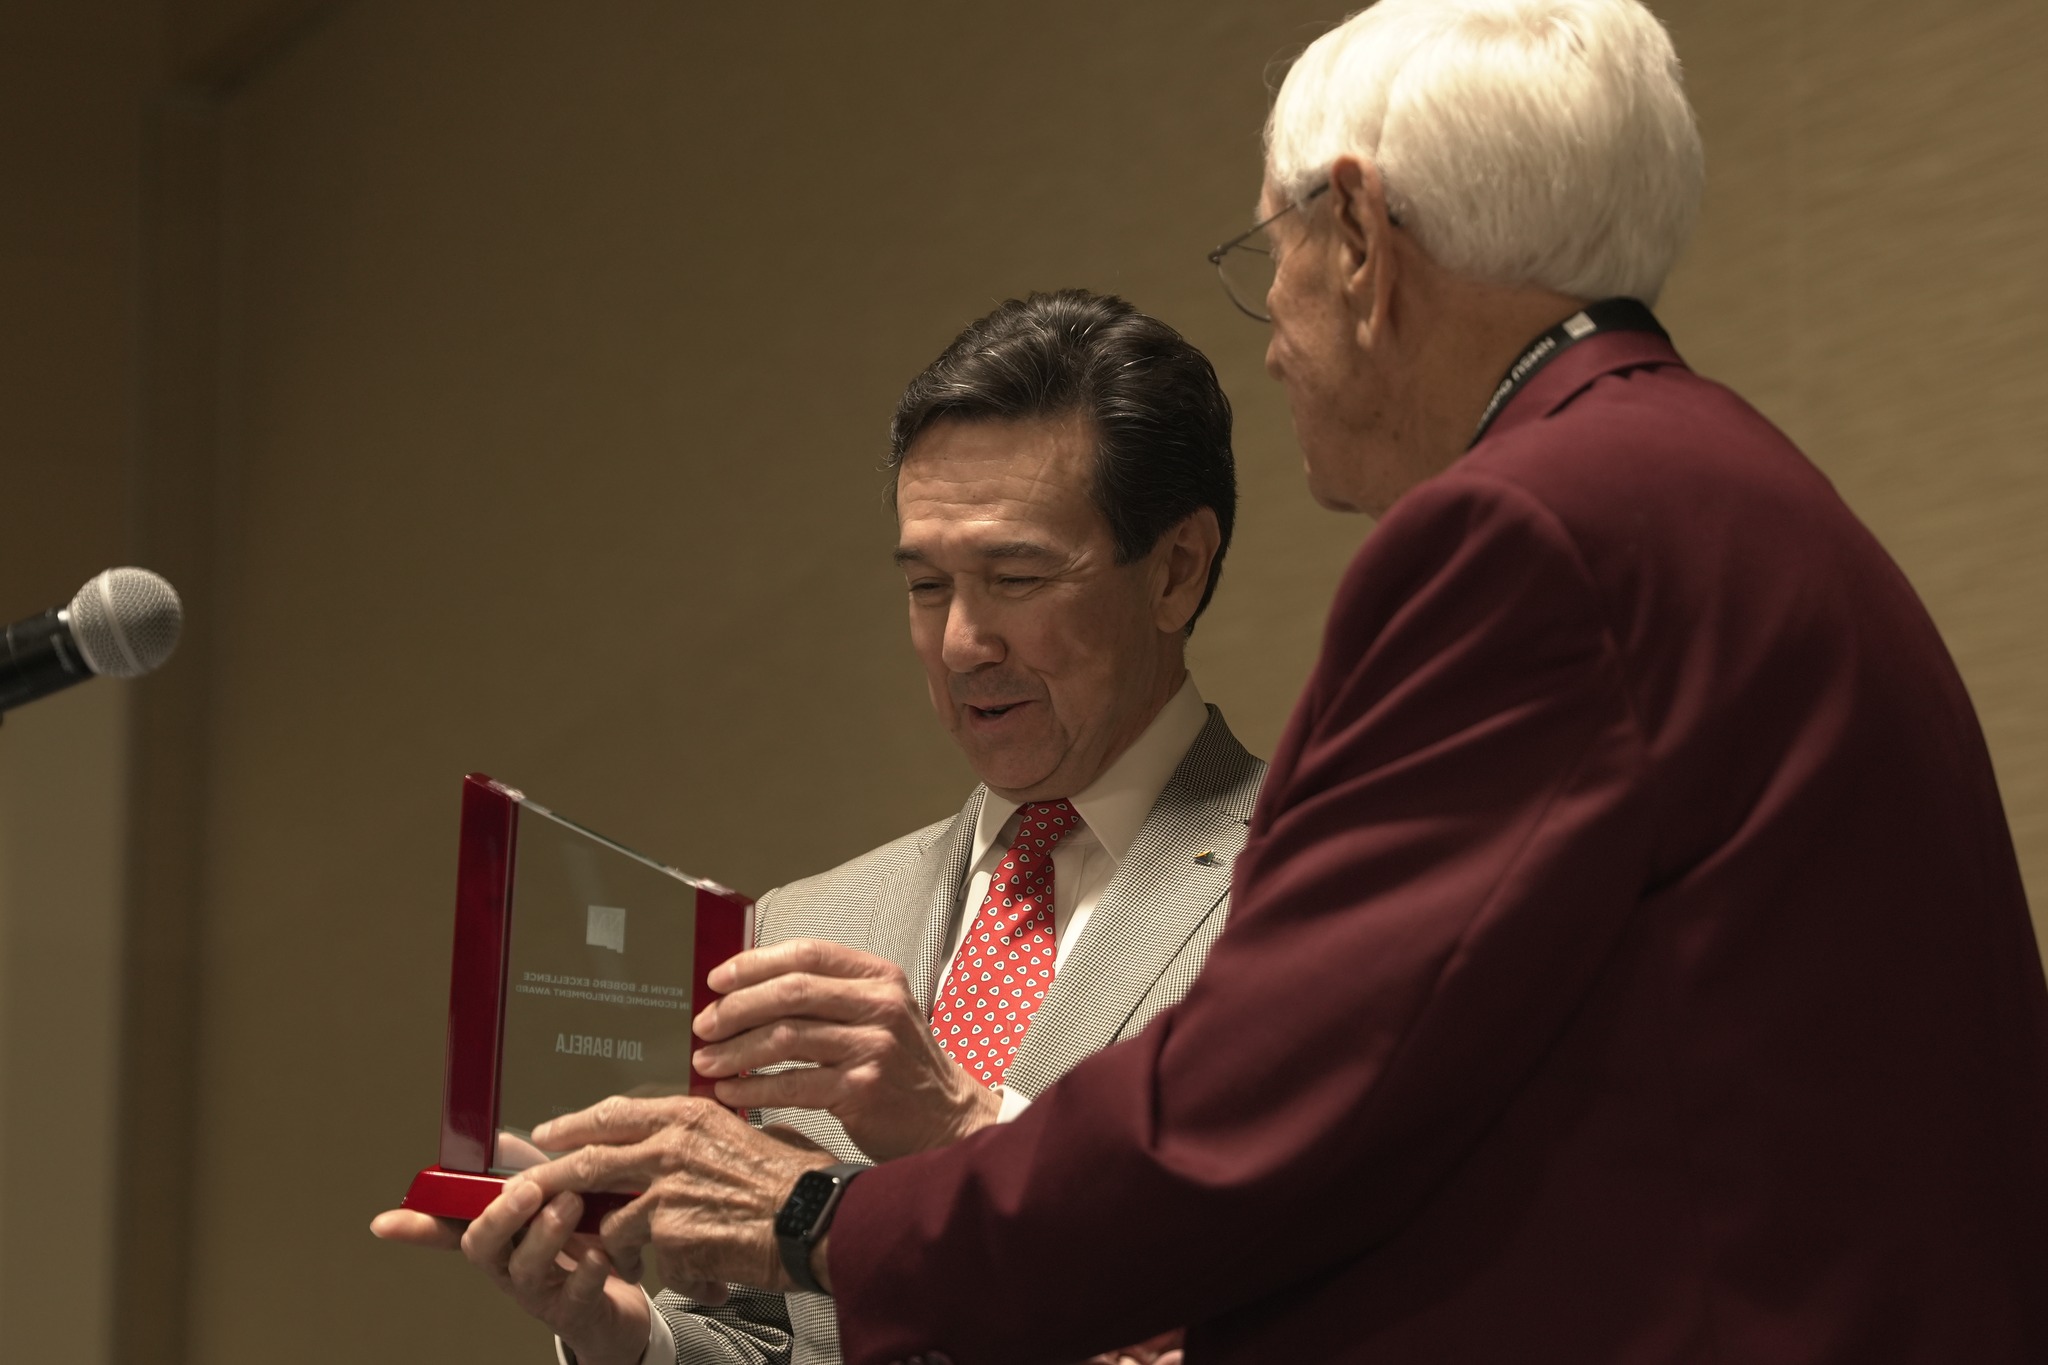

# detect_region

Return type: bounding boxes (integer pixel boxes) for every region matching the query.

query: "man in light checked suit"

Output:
[376,290,1264,1365]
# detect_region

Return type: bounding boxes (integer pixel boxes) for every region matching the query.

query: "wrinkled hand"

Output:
[521,1093,838,1298]
[1082,1328,1185,1365]
[368,1184,650,1365]
[692,938,999,1161]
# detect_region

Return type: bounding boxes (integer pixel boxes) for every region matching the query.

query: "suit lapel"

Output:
[863,786,985,1014]
[1006,710,1262,1096]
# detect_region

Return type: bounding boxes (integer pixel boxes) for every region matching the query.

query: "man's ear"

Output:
[1152,507,1223,635]
[1326,154,1397,338]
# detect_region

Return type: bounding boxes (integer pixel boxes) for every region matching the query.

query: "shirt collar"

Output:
[970,675,1208,870]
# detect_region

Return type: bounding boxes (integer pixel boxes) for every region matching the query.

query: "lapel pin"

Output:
[1193,850,1221,867]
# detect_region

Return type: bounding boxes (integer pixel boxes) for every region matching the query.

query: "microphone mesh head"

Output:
[68,567,184,679]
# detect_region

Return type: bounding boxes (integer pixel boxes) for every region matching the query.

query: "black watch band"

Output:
[774,1162,865,1295]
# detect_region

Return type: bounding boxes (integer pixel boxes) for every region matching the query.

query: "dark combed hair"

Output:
[888,289,1238,630]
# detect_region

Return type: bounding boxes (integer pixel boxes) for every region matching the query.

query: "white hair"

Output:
[1265,0,1705,304]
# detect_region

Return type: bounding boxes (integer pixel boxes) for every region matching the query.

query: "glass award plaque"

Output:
[401,774,754,1224]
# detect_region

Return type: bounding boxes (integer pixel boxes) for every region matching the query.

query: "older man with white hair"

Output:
[507,2,2048,1361]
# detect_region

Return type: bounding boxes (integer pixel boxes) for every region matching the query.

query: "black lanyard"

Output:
[1469,296,1667,448]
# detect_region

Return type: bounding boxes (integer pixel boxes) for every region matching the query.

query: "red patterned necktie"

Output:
[930,799,1078,1086]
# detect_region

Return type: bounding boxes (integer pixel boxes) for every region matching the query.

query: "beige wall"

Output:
[0,1,158,1357]
[0,684,131,1363]
[1659,0,2048,907]
[0,2,2042,1362]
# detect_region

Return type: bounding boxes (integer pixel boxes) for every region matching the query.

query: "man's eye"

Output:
[996,576,1042,589]
[907,581,947,596]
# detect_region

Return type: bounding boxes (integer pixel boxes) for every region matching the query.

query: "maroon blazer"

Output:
[828,332,2048,1364]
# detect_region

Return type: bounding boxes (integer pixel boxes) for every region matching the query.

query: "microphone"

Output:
[0,568,184,716]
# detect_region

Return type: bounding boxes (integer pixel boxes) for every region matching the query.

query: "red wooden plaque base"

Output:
[402,1165,629,1234]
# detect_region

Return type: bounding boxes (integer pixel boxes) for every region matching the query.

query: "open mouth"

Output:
[968,702,1025,720]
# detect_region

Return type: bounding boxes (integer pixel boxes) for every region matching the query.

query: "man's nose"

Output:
[940,595,1003,672]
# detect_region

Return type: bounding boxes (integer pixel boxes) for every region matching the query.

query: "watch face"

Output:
[776,1170,835,1238]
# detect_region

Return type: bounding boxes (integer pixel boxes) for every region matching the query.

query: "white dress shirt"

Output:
[578,678,1211,1365]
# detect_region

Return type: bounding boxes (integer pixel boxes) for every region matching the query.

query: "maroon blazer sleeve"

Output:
[828,471,1659,1364]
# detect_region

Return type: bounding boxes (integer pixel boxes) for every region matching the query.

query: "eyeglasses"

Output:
[1206,181,1330,323]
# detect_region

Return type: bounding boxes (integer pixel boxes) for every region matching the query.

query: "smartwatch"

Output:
[774,1162,866,1295]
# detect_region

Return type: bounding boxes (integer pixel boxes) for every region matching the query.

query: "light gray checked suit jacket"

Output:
[644,707,1264,1365]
